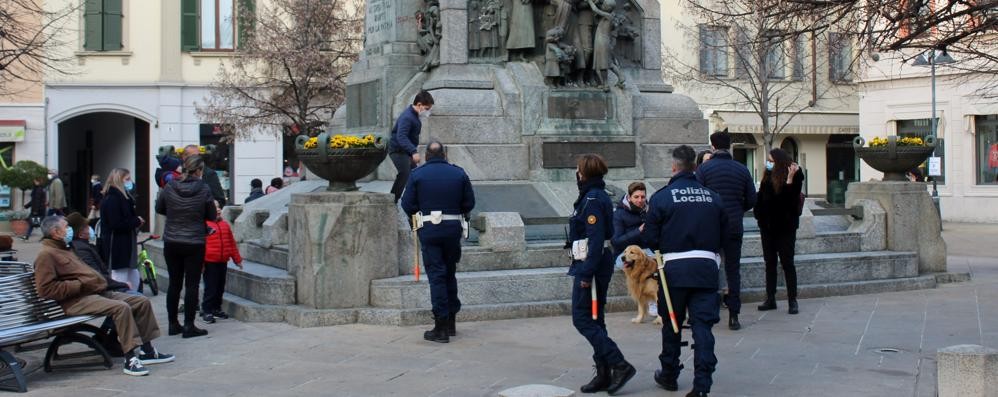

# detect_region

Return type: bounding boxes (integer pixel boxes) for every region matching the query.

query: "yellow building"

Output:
[659,0,860,199]
[41,0,289,224]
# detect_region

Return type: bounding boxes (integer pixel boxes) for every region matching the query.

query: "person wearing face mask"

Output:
[34,215,174,376]
[47,170,67,216]
[155,155,217,338]
[388,90,435,203]
[754,148,805,315]
[567,154,636,395]
[66,212,131,293]
[99,168,145,293]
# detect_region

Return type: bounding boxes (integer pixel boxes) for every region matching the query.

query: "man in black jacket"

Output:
[66,212,130,292]
[183,145,227,207]
[695,131,756,331]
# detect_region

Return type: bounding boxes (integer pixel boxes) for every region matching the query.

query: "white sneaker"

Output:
[123,356,149,376]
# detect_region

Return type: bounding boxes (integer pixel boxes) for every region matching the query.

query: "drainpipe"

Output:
[809,32,817,107]
[44,96,50,167]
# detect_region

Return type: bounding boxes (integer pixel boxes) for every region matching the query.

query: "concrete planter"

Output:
[294,133,387,191]
[853,136,936,181]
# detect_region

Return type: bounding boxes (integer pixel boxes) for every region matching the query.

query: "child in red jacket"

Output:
[202,202,242,323]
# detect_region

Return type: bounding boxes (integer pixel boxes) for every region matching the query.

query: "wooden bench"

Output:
[0,272,113,392]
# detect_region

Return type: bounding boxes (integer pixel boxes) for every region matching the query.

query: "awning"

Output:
[714,111,859,135]
[0,121,26,142]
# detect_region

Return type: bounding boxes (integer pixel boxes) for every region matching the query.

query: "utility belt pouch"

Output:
[572,239,589,261]
[428,211,443,224]
[461,219,469,240]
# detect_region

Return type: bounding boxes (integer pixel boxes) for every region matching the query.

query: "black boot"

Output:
[168,321,182,336]
[653,369,678,391]
[728,314,741,330]
[579,362,610,393]
[788,299,799,315]
[446,315,456,337]
[182,323,207,338]
[423,317,449,343]
[606,360,636,395]
[685,391,709,397]
[757,297,777,311]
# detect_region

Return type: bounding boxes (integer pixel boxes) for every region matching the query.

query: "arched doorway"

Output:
[780,137,799,162]
[57,112,150,231]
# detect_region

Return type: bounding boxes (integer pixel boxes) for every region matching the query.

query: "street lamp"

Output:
[912,46,956,217]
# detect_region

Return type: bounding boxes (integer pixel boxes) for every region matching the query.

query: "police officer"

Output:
[643,145,728,397]
[568,154,635,395]
[389,90,435,203]
[400,141,475,343]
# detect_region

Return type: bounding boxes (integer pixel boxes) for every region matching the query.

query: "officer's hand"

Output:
[580,280,591,288]
[411,153,421,164]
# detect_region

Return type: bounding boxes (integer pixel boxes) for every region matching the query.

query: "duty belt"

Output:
[413,211,464,230]
[658,250,721,269]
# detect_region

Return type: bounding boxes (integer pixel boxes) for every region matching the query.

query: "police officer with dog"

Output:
[400,140,475,344]
[643,145,728,397]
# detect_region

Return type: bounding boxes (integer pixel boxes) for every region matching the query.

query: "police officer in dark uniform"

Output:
[400,141,475,343]
[568,154,636,395]
[643,145,728,397]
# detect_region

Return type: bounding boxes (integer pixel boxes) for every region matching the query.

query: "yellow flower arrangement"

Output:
[302,134,378,150]
[174,146,208,155]
[868,136,926,147]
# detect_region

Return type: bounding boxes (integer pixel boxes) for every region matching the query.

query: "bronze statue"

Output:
[506,0,536,60]
[416,2,442,71]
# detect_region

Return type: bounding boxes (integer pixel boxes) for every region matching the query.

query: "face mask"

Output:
[419,108,431,118]
[63,227,74,244]
[88,226,96,244]
[48,174,54,180]
[124,181,135,191]
[765,161,774,171]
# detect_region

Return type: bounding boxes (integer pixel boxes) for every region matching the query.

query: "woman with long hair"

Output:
[155,156,217,338]
[754,148,805,314]
[99,168,143,290]
[568,154,635,394]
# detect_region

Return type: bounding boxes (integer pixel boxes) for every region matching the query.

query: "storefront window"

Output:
[897,118,944,184]
[0,143,13,208]
[976,115,998,185]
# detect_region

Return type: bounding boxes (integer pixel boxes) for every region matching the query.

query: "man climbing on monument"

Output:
[400,141,475,343]
[389,90,435,203]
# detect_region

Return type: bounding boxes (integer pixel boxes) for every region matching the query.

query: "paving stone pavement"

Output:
[6,222,998,396]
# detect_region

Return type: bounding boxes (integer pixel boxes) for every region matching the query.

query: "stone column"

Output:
[845,182,946,273]
[439,0,468,65]
[937,344,998,397]
[288,192,399,309]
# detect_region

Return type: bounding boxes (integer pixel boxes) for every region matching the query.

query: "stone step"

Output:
[398,232,864,275]
[148,241,296,306]
[238,243,289,270]
[372,251,918,309]
[358,274,939,326]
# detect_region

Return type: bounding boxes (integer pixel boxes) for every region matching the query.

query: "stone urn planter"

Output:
[853,135,937,181]
[294,133,387,191]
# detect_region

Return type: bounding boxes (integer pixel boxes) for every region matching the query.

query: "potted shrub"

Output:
[0,160,49,232]
[2,210,29,236]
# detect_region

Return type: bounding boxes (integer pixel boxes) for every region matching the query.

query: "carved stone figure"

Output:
[468,0,482,56]
[478,0,505,59]
[416,2,442,71]
[506,0,536,58]
[544,27,576,86]
[587,0,623,88]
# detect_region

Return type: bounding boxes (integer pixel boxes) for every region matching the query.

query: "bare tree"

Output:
[0,0,77,96]
[196,0,363,139]
[665,0,861,151]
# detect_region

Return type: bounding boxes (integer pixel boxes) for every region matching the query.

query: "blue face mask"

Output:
[63,227,74,245]
[88,226,96,244]
[124,181,135,191]
[765,161,774,171]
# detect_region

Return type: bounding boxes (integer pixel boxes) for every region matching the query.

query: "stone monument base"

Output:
[846,182,946,273]
[287,191,399,309]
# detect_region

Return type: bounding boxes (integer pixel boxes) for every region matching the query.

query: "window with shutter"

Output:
[765,31,786,80]
[181,0,200,52]
[791,35,806,81]
[83,0,123,51]
[237,0,255,49]
[699,25,729,78]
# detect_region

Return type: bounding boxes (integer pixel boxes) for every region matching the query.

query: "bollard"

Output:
[937,344,998,397]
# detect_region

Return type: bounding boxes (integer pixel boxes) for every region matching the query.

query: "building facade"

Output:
[659,1,861,199]
[858,53,998,223]
[41,0,289,226]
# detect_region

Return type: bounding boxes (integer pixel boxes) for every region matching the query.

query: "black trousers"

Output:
[201,262,227,314]
[658,286,719,393]
[760,228,798,300]
[419,225,462,319]
[390,151,415,202]
[164,242,205,325]
[722,233,743,315]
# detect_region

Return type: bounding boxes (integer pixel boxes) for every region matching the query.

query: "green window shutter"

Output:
[102,0,123,51]
[83,0,103,51]
[237,0,255,49]
[181,0,200,52]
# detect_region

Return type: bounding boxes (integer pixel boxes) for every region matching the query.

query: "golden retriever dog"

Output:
[621,245,662,325]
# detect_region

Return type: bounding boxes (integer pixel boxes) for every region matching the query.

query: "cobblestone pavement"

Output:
[7,223,998,396]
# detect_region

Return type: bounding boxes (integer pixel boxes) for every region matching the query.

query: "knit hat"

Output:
[158,155,181,171]
[65,212,88,235]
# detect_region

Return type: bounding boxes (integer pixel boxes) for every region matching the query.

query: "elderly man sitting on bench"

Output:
[33,215,173,376]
